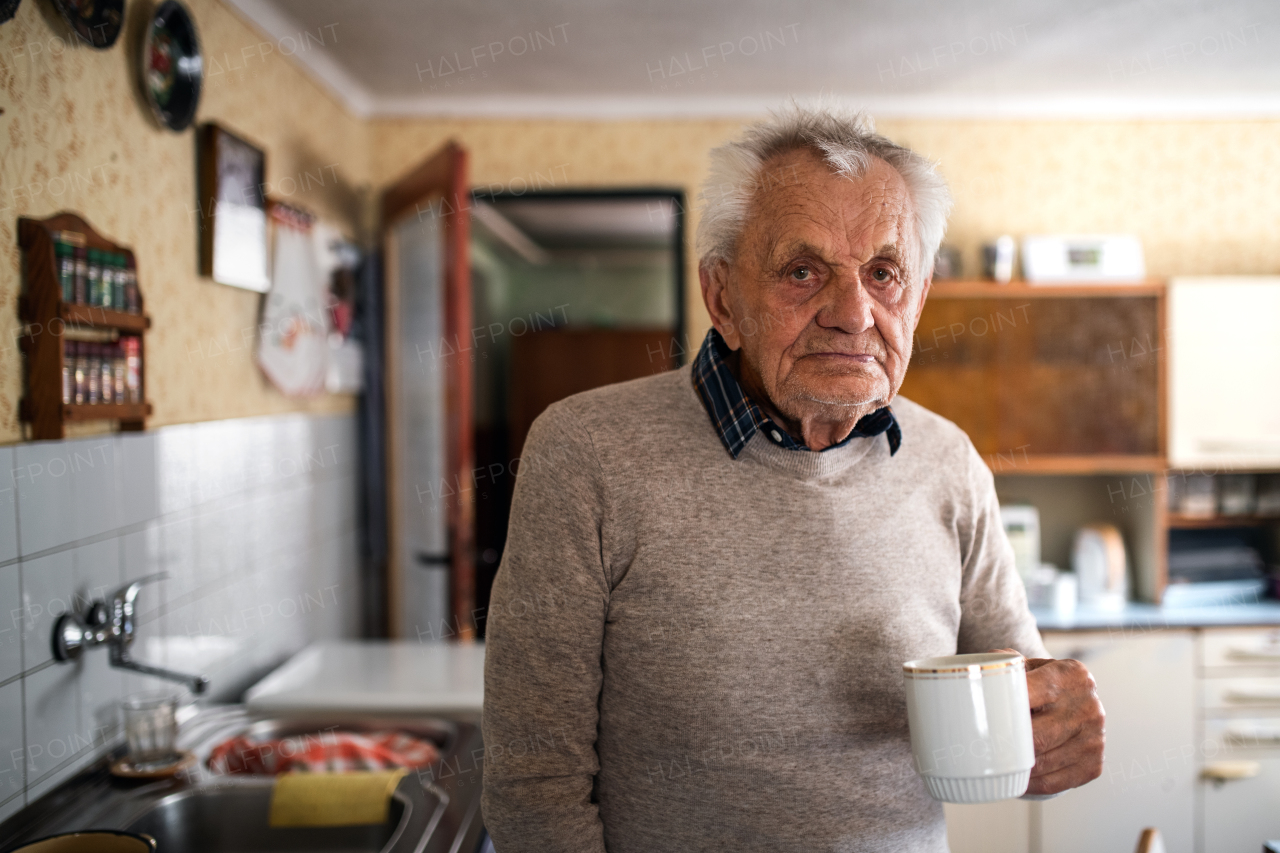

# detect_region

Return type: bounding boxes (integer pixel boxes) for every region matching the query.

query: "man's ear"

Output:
[699,260,741,350]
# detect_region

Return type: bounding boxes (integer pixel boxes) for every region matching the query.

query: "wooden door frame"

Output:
[381,141,475,640]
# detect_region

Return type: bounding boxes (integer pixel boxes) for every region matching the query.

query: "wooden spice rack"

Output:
[17,212,152,439]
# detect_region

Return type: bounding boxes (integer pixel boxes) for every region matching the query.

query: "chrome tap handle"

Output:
[110,572,169,646]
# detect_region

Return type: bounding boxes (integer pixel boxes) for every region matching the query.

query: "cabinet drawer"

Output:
[1202,754,1280,853]
[1202,677,1280,711]
[1204,719,1280,755]
[1201,628,1280,669]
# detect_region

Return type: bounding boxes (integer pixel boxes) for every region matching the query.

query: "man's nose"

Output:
[815,275,875,334]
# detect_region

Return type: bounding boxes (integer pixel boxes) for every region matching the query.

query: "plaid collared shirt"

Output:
[691,328,902,460]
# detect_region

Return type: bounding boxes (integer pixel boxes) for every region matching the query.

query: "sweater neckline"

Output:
[738,428,881,480]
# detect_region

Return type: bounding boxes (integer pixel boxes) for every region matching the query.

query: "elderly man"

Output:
[481,105,1104,852]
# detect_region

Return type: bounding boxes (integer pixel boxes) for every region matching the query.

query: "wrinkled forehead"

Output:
[743,148,920,269]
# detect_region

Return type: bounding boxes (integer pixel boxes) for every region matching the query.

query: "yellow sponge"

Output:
[268,769,408,827]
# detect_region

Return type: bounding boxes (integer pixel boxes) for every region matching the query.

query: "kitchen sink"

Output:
[0,708,485,853]
[121,778,422,853]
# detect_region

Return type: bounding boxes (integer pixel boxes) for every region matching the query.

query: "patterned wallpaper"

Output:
[0,0,366,444]
[3,0,1279,445]
[370,116,1280,347]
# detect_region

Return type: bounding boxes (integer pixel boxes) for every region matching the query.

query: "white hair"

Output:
[695,103,953,277]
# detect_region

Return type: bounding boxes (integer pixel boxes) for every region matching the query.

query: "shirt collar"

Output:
[691,328,902,460]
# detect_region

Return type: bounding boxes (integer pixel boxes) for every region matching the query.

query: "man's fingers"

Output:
[1026,658,1092,710]
[1030,730,1106,779]
[1030,703,1076,755]
[1025,749,1105,796]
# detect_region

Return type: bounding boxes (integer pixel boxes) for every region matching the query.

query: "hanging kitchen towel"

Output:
[258,204,329,396]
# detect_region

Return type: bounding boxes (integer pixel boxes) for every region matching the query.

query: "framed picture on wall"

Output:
[198,123,270,292]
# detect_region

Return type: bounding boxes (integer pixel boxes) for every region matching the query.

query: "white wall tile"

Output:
[0,447,18,566]
[67,437,120,543]
[3,412,362,816]
[116,432,159,529]
[0,566,22,683]
[19,551,75,669]
[22,663,81,787]
[71,539,119,617]
[78,651,123,754]
[155,423,196,515]
[13,442,75,556]
[0,680,24,810]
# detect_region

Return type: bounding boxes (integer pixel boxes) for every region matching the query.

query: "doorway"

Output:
[469,191,686,635]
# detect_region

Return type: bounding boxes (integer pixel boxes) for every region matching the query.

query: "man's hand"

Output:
[1023,657,1106,795]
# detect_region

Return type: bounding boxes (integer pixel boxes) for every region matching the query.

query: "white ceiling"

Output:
[224,0,1280,118]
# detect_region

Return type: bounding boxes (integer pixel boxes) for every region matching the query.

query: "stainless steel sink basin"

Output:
[121,778,424,853]
[0,709,485,853]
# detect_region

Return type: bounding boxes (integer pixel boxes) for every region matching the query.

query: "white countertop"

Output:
[1032,600,1280,632]
[245,640,485,715]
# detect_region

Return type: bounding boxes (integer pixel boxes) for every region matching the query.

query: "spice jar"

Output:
[100,344,114,404]
[123,337,141,403]
[111,343,126,403]
[56,240,75,303]
[87,249,104,308]
[73,341,88,405]
[124,256,140,314]
[73,247,88,305]
[86,343,101,404]
[112,253,127,311]
[62,341,73,405]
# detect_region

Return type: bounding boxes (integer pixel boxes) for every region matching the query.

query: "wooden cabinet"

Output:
[903,281,1166,473]
[903,280,1181,600]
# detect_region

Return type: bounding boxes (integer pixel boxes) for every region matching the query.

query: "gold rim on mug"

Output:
[902,653,1024,675]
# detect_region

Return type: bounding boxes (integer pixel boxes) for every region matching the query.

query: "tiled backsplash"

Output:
[0,413,362,820]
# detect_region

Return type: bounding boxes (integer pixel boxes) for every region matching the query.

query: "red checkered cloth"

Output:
[207,730,440,775]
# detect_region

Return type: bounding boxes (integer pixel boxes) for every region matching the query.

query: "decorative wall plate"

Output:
[0,0,21,26]
[51,0,123,48]
[142,0,201,131]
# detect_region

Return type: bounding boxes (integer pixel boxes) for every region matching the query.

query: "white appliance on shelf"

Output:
[1021,235,1146,283]
[1169,277,1280,468]
[1072,524,1128,611]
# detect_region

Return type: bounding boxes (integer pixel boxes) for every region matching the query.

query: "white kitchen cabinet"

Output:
[1168,277,1280,468]
[1199,628,1280,852]
[1037,631,1197,853]
[945,799,1030,853]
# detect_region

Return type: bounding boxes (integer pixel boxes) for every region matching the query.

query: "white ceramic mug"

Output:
[903,652,1036,804]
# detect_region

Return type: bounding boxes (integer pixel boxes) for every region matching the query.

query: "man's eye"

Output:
[791,266,812,281]
[871,267,892,282]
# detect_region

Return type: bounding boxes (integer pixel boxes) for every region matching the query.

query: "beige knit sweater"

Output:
[482,365,1046,852]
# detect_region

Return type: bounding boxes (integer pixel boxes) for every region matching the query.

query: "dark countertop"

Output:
[1033,600,1280,632]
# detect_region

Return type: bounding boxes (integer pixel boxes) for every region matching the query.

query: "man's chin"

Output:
[782,380,889,415]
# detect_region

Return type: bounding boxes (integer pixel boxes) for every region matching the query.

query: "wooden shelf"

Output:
[1167,513,1280,529]
[17,212,150,440]
[62,403,152,422]
[930,280,1166,299]
[987,454,1168,475]
[60,303,150,332]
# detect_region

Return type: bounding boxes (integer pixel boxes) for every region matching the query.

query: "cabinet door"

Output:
[1169,277,1280,468]
[1201,752,1280,851]
[945,799,1030,853]
[1039,631,1196,853]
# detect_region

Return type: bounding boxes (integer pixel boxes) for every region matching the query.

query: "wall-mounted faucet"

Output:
[52,572,210,694]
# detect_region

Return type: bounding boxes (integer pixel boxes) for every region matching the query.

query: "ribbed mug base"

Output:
[922,770,1031,804]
